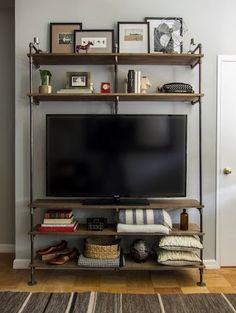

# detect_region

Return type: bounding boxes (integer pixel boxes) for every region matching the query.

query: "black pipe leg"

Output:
[28,267,37,286]
[197,268,206,286]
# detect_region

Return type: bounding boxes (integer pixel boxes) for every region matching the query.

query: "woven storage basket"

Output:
[84,237,120,259]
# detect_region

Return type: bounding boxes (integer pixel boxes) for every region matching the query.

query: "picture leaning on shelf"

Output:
[57,71,94,94]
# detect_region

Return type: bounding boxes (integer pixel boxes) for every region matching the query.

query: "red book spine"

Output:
[37,227,76,232]
[37,224,77,232]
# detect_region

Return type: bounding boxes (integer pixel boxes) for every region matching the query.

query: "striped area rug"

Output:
[1,291,236,313]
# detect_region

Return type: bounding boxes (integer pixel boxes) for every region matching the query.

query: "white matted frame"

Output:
[66,72,90,89]
[74,29,114,53]
[145,17,183,53]
[118,22,149,53]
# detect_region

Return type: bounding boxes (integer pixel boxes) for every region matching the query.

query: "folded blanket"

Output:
[77,254,123,268]
[118,209,172,228]
[117,223,170,234]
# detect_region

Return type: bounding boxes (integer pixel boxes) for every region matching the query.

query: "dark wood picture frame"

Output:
[66,72,91,89]
[50,22,82,53]
[117,22,150,53]
[145,17,183,53]
[74,29,114,53]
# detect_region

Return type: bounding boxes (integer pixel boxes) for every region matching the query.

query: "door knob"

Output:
[223,168,232,175]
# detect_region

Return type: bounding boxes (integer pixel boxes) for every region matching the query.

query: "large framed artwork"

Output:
[145,17,183,53]
[117,22,149,53]
[74,30,114,53]
[50,22,82,53]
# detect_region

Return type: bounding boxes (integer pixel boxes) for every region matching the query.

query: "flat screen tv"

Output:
[46,114,187,202]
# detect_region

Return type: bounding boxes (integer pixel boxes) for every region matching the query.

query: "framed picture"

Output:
[66,72,90,89]
[145,17,183,53]
[117,22,149,53]
[50,23,82,53]
[74,30,114,53]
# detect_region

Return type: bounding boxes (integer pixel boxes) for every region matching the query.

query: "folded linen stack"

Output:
[77,254,123,268]
[117,209,172,234]
[157,235,203,266]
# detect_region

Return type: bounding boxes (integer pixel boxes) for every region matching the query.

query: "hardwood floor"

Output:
[1,254,236,294]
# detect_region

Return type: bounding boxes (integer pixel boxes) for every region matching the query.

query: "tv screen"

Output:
[46,114,187,198]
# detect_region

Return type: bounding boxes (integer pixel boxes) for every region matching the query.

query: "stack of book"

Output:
[57,88,92,94]
[127,69,141,93]
[37,209,78,232]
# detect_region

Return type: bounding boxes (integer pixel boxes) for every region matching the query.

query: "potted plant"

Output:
[39,69,52,94]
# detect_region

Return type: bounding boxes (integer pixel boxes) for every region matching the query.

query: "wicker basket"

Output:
[84,237,120,259]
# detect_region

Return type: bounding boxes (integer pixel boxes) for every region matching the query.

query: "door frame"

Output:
[216,55,236,267]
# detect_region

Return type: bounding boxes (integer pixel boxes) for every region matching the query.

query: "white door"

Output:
[218,55,236,266]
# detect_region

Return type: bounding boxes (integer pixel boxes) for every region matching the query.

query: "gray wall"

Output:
[0,7,15,246]
[14,0,236,261]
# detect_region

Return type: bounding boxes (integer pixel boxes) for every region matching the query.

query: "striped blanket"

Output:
[118,209,172,228]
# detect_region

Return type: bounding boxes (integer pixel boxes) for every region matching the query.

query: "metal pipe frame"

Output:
[28,42,37,285]
[26,44,205,286]
[197,44,205,286]
[114,55,118,115]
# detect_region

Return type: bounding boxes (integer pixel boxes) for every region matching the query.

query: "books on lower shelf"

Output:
[44,209,73,219]
[37,221,78,232]
[57,88,92,94]
[43,217,74,225]
[38,209,78,232]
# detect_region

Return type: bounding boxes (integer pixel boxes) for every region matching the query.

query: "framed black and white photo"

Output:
[66,72,90,89]
[74,30,114,53]
[145,17,183,53]
[118,22,149,53]
[50,23,82,53]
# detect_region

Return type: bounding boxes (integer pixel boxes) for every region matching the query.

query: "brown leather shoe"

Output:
[37,240,67,256]
[47,248,79,265]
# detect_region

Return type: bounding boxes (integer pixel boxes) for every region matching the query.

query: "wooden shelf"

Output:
[28,52,203,67]
[121,255,204,271]
[32,224,117,236]
[30,198,203,209]
[30,259,116,271]
[28,92,203,103]
[31,223,203,236]
[30,255,204,271]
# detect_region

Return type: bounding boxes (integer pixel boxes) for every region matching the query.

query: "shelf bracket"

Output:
[114,96,119,114]
[190,44,202,69]
[191,98,200,105]
[34,63,40,70]
[33,98,40,106]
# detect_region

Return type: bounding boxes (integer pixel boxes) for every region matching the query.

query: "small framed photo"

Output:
[66,72,90,89]
[74,30,114,53]
[117,22,149,53]
[50,22,82,53]
[145,17,183,53]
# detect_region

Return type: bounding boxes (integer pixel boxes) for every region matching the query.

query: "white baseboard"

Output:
[13,259,30,269]
[0,244,15,253]
[204,259,220,269]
